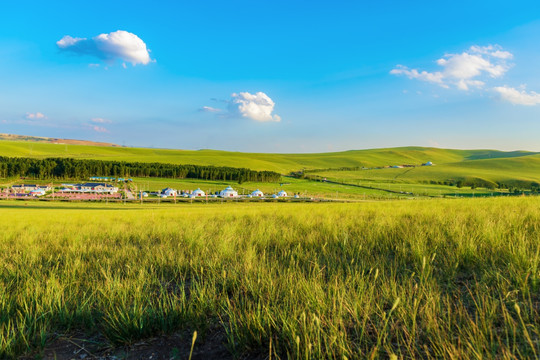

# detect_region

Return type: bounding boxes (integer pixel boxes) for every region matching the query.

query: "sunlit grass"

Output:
[0,199,538,358]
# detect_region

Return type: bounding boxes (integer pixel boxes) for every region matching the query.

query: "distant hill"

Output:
[0,136,538,185]
[0,133,120,147]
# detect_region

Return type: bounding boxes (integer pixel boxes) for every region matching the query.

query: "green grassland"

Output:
[0,199,538,358]
[129,177,404,199]
[316,154,540,187]
[2,139,540,199]
[1,139,538,175]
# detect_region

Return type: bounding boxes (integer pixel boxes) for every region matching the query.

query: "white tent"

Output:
[277,190,288,197]
[191,188,205,197]
[162,188,177,196]
[219,186,238,198]
[251,189,264,197]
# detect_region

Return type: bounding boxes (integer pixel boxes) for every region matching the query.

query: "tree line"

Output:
[0,157,281,183]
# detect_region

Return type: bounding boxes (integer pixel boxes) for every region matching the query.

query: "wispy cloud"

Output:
[198,106,222,113]
[92,125,109,133]
[25,112,47,120]
[57,30,153,66]
[494,86,540,106]
[91,117,112,124]
[391,45,512,91]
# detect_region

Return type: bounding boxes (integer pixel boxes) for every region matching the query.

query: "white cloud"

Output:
[91,117,111,124]
[199,106,222,113]
[57,30,152,66]
[92,125,109,133]
[25,112,47,120]
[391,45,512,91]
[202,91,281,122]
[456,79,485,91]
[228,92,281,122]
[390,66,445,86]
[470,45,513,60]
[493,86,540,106]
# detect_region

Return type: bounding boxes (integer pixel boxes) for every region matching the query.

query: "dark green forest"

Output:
[0,157,281,183]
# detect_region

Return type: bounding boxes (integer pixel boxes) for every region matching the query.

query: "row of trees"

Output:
[0,157,281,183]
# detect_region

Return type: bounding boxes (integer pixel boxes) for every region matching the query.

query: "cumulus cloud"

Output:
[391,45,512,90]
[25,112,47,120]
[494,86,540,106]
[57,30,152,66]
[91,117,111,124]
[228,92,281,122]
[202,91,281,122]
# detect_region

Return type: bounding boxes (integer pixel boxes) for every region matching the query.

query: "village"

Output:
[0,178,304,202]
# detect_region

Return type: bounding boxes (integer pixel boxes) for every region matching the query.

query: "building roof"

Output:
[81,183,115,187]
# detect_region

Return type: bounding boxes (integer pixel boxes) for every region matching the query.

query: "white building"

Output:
[251,189,264,197]
[29,189,46,197]
[219,186,238,198]
[277,190,288,197]
[12,184,51,193]
[79,183,119,193]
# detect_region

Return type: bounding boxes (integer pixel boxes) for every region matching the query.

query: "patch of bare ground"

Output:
[19,327,266,360]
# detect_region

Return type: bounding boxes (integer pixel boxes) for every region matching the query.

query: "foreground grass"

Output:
[0,199,539,359]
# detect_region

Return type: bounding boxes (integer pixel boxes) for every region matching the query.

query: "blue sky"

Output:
[1,1,540,152]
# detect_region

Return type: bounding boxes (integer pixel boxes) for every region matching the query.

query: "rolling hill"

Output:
[0,138,539,186]
[0,133,120,147]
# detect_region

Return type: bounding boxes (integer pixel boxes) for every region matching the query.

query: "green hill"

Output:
[0,139,539,186]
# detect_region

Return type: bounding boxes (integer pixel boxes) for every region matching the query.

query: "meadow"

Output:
[1,140,539,185]
[4,138,540,201]
[129,177,403,200]
[1,199,538,359]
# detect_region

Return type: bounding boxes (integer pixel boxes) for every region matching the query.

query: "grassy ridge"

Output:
[1,140,537,174]
[316,154,540,187]
[1,199,538,358]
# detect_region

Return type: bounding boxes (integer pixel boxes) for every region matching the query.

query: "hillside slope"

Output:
[316,154,540,186]
[0,134,120,147]
[0,140,537,176]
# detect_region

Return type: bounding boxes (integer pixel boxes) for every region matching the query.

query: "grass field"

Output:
[129,177,404,199]
[314,154,540,188]
[1,139,539,180]
[1,199,538,359]
[3,138,540,200]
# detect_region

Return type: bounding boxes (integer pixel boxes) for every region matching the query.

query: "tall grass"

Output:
[0,199,538,358]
